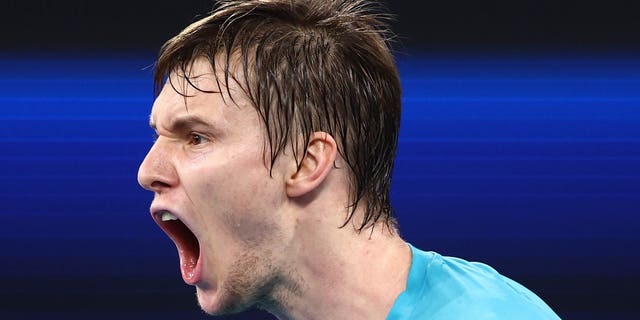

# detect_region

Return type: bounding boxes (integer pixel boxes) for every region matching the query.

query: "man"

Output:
[137,0,560,319]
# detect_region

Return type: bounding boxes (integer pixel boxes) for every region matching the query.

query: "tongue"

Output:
[178,232,200,282]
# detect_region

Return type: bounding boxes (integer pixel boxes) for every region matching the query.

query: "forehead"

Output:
[150,57,249,124]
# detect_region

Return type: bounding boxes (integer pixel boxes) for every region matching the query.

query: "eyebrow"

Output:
[149,115,213,133]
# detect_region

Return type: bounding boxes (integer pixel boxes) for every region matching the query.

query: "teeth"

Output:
[159,211,179,222]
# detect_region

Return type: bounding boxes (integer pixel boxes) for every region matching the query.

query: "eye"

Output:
[188,133,207,145]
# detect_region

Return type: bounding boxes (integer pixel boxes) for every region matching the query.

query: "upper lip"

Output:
[150,204,182,224]
[149,204,196,236]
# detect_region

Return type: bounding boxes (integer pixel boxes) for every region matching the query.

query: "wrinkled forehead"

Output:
[167,57,222,95]
[151,56,254,123]
[150,56,258,127]
[167,53,252,96]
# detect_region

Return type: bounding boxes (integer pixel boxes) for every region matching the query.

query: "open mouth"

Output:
[155,210,201,284]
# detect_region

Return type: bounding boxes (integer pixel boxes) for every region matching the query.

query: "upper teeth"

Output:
[159,211,178,222]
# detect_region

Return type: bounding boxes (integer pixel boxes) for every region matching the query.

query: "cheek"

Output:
[223,176,285,245]
[187,157,286,245]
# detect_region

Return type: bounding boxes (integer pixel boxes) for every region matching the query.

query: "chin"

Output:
[196,285,246,316]
[196,286,224,315]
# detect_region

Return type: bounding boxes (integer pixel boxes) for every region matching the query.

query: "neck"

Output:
[262,207,412,320]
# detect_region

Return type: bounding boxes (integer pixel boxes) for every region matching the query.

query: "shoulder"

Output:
[387,244,560,320]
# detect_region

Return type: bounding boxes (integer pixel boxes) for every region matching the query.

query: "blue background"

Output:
[1,0,640,319]
[1,51,638,319]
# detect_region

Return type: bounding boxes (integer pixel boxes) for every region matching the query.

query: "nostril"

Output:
[149,180,172,193]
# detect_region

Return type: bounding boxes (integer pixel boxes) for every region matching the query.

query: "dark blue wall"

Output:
[1,51,638,319]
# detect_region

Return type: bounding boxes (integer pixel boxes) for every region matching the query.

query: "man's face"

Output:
[137,59,294,314]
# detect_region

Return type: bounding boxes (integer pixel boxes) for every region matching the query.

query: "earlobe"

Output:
[286,132,338,198]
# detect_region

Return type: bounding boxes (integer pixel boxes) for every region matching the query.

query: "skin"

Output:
[137,58,411,319]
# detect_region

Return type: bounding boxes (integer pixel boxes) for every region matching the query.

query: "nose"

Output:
[137,140,177,194]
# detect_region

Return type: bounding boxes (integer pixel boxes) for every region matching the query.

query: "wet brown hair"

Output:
[155,0,402,232]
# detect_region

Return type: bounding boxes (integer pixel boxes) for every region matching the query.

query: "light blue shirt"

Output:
[387,244,561,319]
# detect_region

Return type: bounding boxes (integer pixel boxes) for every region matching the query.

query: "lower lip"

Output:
[181,249,203,285]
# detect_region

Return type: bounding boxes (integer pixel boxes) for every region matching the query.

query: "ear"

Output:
[286,132,338,198]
